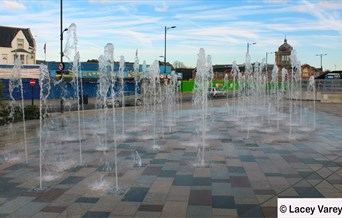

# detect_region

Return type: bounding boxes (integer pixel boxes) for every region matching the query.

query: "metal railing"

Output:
[314,79,342,93]
[300,79,342,93]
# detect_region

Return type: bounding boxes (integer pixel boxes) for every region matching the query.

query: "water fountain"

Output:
[192,48,212,166]
[63,23,83,165]
[37,63,51,191]
[150,60,162,149]
[133,49,140,132]
[7,58,28,163]
[118,56,127,140]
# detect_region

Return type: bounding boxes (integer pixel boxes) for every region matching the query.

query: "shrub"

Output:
[0,105,43,126]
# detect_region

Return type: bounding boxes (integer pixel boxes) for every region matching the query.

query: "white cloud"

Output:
[155,1,169,12]
[1,0,26,10]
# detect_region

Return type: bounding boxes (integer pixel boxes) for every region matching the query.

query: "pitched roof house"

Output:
[0,26,36,65]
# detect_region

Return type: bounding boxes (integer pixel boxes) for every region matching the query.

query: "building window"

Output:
[2,54,8,64]
[17,38,24,49]
[281,55,290,65]
[20,54,25,64]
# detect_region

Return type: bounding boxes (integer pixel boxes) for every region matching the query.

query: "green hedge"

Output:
[181,80,240,92]
[0,105,42,126]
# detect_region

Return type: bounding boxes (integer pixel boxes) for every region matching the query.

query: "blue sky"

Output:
[1,0,342,71]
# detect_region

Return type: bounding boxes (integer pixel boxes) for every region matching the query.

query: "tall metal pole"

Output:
[247,42,256,55]
[60,0,64,113]
[164,26,176,76]
[265,52,273,95]
[316,53,327,71]
[164,26,166,75]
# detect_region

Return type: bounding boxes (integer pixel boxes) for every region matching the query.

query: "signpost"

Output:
[29,79,35,106]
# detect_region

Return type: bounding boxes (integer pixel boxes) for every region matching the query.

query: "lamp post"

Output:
[246,42,256,54]
[265,52,273,73]
[265,52,273,95]
[316,53,327,71]
[60,0,68,113]
[164,26,176,76]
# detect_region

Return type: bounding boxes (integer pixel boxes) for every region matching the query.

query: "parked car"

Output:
[208,87,226,98]
[106,91,143,107]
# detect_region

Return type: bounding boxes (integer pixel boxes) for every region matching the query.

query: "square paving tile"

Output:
[236,204,264,217]
[188,190,211,206]
[230,176,251,188]
[212,196,236,209]
[40,206,67,213]
[192,177,211,186]
[138,204,164,212]
[33,188,67,203]
[159,170,177,177]
[173,175,193,186]
[82,211,111,218]
[75,197,99,203]
[186,205,212,217]
[142,166,162,175]
[122,187,149,202]
[294,187,323,198]
[59,176,84,185]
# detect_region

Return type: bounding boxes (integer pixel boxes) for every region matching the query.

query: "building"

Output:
[275,38,293,70]
[0,26,36,65]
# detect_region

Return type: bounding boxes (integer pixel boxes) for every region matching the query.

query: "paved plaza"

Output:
[0,98,342,217]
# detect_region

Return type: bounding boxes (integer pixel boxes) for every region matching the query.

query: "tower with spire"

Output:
[275,36,293,70]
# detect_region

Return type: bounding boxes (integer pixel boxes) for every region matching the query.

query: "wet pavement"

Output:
[0,97,341,217]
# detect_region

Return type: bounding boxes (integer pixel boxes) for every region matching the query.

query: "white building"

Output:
[0,26,36,65]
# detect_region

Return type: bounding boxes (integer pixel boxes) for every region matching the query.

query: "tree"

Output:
[173,60,186,69]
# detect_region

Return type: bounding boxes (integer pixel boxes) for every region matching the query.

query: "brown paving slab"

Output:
[31,212,60,218]
[10,201,48,217]
[134,211,161,217]
[59,202,93,217]
[149,177,173,194]
[50,193,81,207]
[256,195,275,204]
[230,176,251,188]
[0,196,36,214]
[261,206,277,218]
[249,179,272,189]
[188,190,211,206]
[212,208,238,217]
[73,167,97,177]
[88,195,120,212]
[33,188,67,203]
[121,168,144,180]
[161,201,187,218]
[40,205,67,213]
[143,193,168,204]
[138,204,164,212]
[194,167,211,177]
[111,201,140,216]
[267,176,290,187]
[142,166,162,176]
[166,186,191,202]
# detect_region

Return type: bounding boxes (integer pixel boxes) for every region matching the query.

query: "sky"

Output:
[1,0,342,71]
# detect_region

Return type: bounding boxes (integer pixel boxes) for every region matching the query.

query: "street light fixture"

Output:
[316,53,327,71]
[265,52,273,73]
[247,42,256,54]
[164,26,176,76]
[265,52,273,95]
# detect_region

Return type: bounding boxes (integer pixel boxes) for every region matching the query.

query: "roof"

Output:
[0,26,34,48]
[278,38,293,52]
[11,48,31,53]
